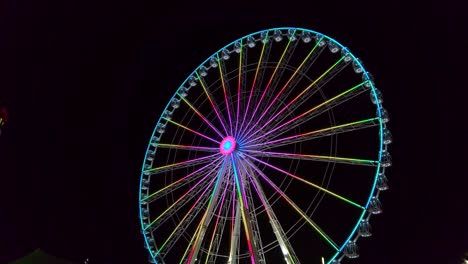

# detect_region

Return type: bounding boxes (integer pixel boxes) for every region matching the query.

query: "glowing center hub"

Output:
[220,136,236,155]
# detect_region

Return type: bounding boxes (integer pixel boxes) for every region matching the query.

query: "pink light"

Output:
[219,136,236,155]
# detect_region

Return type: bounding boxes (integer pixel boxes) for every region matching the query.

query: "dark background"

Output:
[1,0,467,263]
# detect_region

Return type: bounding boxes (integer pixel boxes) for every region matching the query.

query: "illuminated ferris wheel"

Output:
[138,27,392,264]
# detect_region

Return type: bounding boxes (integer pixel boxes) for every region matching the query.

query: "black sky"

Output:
[1,0,467,263]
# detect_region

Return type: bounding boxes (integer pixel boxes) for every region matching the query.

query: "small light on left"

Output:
[0,106,7,136]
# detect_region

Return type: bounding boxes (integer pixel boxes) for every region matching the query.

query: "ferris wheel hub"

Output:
[220,136,236,155]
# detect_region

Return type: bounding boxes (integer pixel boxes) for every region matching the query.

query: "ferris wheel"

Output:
[139,27,392,264]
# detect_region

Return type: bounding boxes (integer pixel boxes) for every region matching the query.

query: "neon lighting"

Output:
[143,157,222,202]
[195,72,230,136]
[163,117,220,144]
[242,156,339,251]
[245,80,368,145]
[241,56,346,143]
[246,149,378,166]
[231,155,256,264]
[177,93,225,139]
[246,117,379,149]
[235,39,243,137]
[239,36,323,140]
[241,161,295,264]
[217,54,234,135]
[239,31,269,137]
[244,153,365,209]
[187,159,227,263]
[205,171,231,264]
[145,162,221,230]
[140,27,387,264]
[180,220,203,264]
[220,136,237,155]
[156,143,219,152]
[154,174,219,258]
[240,30,296,140]
[230,173,236,250]
[144,153,219,174]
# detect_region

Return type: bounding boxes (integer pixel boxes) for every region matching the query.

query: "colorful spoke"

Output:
[145,163,221,231]
[239,31,269,137]
[243,153,365,209]
[144,153,219,175]
[143,156,223,203]
[239,158,299,263]
[235,39,243,138]
[240,55,346,143]
[245,149,379,167]
[177,93,225,139]
[187,158,227,264]
[241,30,296,140]
[195,71,230,136]
[231,155,259,264]
[244,80,369,145]
[180,219,204,264]
[156,143,220,152]
[239,36,323,140]
[228,185,240,264]
[246,117,380,150]
[154,174,217,258]
[204,169,231,264]
[241,155,339,251]
[163,117,220,144]
[216,54,234,136]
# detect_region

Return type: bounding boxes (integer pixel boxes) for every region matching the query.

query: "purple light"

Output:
[220,136,236,155]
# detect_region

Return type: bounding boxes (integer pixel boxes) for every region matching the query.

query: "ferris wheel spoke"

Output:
[234,39,245,138]
[246,117,380,151]
[144,153,219,175]
[180,217,204,264]
[239,158,298,264]
[241,156,340,251]
[177,93,226,139]
[195,72,230,136]
[246,149,378,167]
[187,158,228,264]
[156,143,220,152]
[227,168,240,264]
[245,80,369,145]
[163,117,220,144]
[238,37,324,141]
[231,155,262,264]
[143,157,223,203]
[204,169,232,264]
[240,30,298,141]
[261,55,351,139]
[146,164,221,232]
[207,179,234,264]
[154,177,215,259]
[240,55,349,144]
[239,32,271,137]
[242,153,365,210]
[237,161,267,263]
[264,46,326,125]
[251,42,300,130]
[216,54,235,136]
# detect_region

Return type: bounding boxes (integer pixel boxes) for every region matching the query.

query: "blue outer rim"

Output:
[139,27,384,264]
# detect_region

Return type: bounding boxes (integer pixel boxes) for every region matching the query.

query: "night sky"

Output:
[1,0,467,263]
